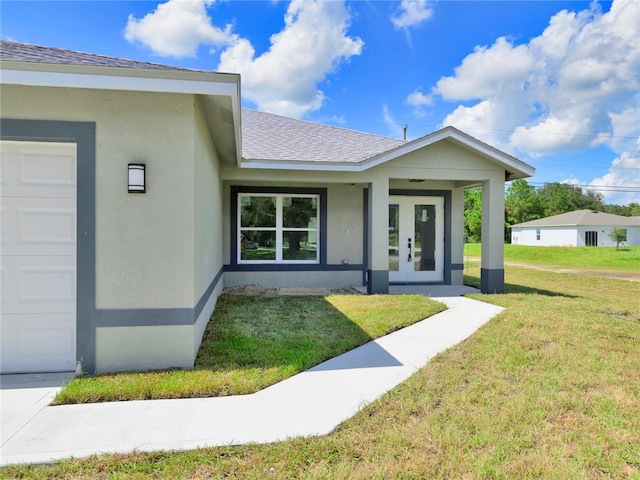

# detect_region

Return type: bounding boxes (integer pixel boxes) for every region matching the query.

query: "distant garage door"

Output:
[1,141,77,373]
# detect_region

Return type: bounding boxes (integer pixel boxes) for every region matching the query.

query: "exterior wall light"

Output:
[128,163,146,193]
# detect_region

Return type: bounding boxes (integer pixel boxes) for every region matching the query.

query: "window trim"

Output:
[238,193,320,264]
[230,186,327,268]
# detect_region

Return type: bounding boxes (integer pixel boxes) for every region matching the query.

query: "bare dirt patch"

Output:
[466,257,640,282]
[223,284,361,297]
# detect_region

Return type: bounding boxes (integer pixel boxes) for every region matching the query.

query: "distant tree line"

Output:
[464,180,640,243]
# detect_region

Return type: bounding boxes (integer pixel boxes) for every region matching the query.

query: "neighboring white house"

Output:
[1,41,535,375]
[511,210,640,247]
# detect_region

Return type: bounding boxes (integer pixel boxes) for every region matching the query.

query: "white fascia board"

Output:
[2,60,243,164]
[515,223,576,228]
[233,76,243,167]
[0,61,239,97]
[362,127,535,177]
[241,159,364,172]
[241,126,535,177]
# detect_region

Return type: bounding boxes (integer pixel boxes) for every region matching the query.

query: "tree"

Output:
[608,227,627,251]
[464,188,482,242]
[283,197,315,255]
[537,182,604,217]
[505,179,542,226]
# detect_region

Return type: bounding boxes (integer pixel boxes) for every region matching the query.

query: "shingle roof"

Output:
[512,210,640,228]
[241,108,406,163]
[1,41,405,164]
[1,41,531,171]
[0,40,198,72]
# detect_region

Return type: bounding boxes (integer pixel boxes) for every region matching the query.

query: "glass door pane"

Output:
[388,204,399,271]
[414,204,436,272]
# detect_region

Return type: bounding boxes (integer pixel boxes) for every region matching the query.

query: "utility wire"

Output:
[527,182,640,193]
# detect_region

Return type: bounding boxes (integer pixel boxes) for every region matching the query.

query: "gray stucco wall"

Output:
[1,84,227,373]
[1,84,198,309]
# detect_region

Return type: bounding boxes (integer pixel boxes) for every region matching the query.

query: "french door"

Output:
[388,196,444,283]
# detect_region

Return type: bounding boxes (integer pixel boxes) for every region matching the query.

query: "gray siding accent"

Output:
[481,268,504,294]
[194,267,224,319]
[95,267,225,327]
[367,270,389,294]
[1,118,97,373]
[95,308,194,327]
[451,263,464,270]
[362,188,369,286]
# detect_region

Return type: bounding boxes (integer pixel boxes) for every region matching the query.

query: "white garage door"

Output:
[1,141,77,373]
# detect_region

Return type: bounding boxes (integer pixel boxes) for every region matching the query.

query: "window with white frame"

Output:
[239,193,319,263]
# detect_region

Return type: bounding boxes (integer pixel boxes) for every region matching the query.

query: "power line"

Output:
[343,121,640,141]
[527,182,640,193]
[535,164,640,171]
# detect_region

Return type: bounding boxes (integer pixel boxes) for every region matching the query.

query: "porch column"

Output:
[367,175,389,294]
[481,173,505,293]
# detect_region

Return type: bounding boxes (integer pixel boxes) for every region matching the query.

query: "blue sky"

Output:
[2,0,639,204]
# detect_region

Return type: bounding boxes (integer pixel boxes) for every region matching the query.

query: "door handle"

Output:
[407,238,412,262]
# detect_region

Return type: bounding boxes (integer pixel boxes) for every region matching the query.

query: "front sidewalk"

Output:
[1,292,503,467]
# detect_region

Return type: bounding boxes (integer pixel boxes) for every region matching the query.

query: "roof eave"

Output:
[240,158,364,172]
[1,59,243,165]
[240,125,535,177]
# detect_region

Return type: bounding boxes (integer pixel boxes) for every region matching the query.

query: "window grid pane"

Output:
[238,193,319,264]
[240,195,276,228]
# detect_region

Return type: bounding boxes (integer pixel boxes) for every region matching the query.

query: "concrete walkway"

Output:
[1,290,503,466]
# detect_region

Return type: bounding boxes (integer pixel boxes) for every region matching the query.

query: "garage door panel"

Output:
[1,256,76,314]
[0,141,76,198]
[1,140,77,373]
[1,197,76,256]
[0,313,75,373]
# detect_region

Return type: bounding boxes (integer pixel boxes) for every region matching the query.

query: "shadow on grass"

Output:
[464,275,581,298]
[54,294,444,405]
[195,295,406,374]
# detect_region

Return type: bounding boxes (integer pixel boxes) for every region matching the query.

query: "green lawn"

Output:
[464,243,640,272]
[5,265,640,479]
[53,294,444,404]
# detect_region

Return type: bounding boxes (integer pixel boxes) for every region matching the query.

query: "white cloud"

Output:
[124,0,363,118]
[590,145,640,204]
[218,0,363,118]
[430,0,640,162]
[124,0,235,57]
[391,0,433,29]
[406,88,432,108]
[435,38,533,101]
[561,176,582,186]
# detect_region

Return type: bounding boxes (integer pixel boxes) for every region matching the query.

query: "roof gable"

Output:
[241,112,534,178]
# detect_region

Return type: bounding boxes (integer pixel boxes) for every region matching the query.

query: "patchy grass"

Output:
[52,294,444,405]
[6,265,640,479]
[464,243,640,272]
